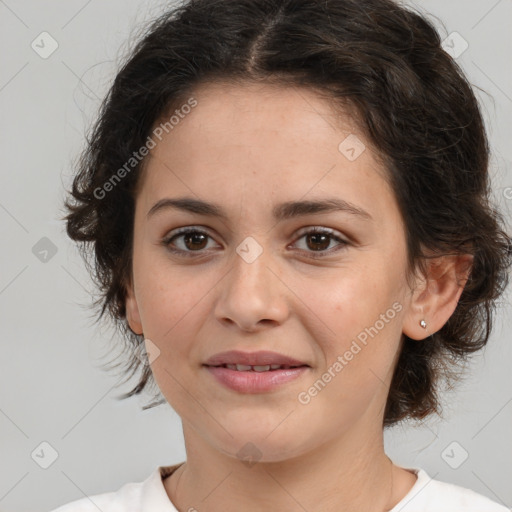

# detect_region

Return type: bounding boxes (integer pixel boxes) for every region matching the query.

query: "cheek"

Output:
[134,258,221,379]
[137,267,206,407]
[134,243,202,328]
[312,258,399,334]
[307,261,404,381]
[302,287,402,429]
[133,266,189,360]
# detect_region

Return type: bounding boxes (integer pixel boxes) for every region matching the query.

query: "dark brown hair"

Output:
[63,0,512,427]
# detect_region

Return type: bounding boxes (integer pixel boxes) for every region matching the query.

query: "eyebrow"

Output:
[146,196,373,222]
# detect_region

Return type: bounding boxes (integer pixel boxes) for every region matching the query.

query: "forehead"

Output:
[138,81,400,230]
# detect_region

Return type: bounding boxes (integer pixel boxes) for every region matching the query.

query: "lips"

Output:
[203,350,309,368]
[205,364,309,393]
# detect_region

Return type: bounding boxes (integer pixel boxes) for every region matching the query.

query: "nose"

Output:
[213,242,290,333]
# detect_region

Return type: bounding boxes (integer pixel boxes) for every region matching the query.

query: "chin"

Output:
[212,428,312,465]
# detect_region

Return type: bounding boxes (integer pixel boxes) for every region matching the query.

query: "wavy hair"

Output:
[63,0,512,426]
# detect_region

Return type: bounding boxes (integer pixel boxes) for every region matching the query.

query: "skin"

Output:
[125,81,473,512]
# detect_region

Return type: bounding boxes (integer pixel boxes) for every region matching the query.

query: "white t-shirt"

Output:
[49,462,510,512]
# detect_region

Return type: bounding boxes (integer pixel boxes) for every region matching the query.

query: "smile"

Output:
[203,364,309,393]
[208,363,305,372]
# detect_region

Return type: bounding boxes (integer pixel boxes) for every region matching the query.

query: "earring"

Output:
[420,319,427,329]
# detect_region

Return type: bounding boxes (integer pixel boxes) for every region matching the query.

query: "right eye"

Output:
[162,227,220,257]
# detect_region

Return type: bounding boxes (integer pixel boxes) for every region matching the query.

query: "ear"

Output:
[125,277,143,336]
[402,253,473,340]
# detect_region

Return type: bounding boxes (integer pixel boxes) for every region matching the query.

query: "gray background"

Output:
[0,1,511,511]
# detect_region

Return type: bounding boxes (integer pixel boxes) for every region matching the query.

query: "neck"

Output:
[165,421,402,512]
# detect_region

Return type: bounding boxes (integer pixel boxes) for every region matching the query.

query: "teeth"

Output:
[253,365,271,372]
[220,364,300,372]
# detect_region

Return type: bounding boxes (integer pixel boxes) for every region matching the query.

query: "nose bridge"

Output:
[240,237,269,278]
[229,235,274,299]
[214,235,288,329]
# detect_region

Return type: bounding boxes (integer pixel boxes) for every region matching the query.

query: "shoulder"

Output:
[47,465,179,512]
[47,480,142,512]
[423,475,509,511]
[393,467,510,512]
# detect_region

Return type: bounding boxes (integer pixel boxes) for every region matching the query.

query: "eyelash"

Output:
[161,226,349,259]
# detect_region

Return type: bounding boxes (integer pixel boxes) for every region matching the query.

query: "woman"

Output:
[53,0,511,510]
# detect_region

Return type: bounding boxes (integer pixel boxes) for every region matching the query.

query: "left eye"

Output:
[293,228,348,256]
[162,227,348,258]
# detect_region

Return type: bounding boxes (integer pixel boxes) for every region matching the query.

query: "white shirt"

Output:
[49,462,510,511]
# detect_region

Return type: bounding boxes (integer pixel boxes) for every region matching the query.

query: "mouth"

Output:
[203,363,310,393]
[204,363,308,372]
[202,350,310,392]
[203,350,310,369]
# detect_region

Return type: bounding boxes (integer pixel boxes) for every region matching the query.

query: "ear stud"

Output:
[420,319,427,329]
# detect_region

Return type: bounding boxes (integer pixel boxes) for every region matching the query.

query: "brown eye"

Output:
[162,226,349,260]
[181,231,208,251]
[162,228,217,256]
[304,232,331,251]
[293,228,349,258]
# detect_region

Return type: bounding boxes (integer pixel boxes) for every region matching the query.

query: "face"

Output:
[126,81,417,462]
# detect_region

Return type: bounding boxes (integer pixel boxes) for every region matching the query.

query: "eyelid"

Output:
[161,226,219,254]
[293,225,348,243]
[290,226,349,258]
[163,225,348,242]
[161,225,350,258]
